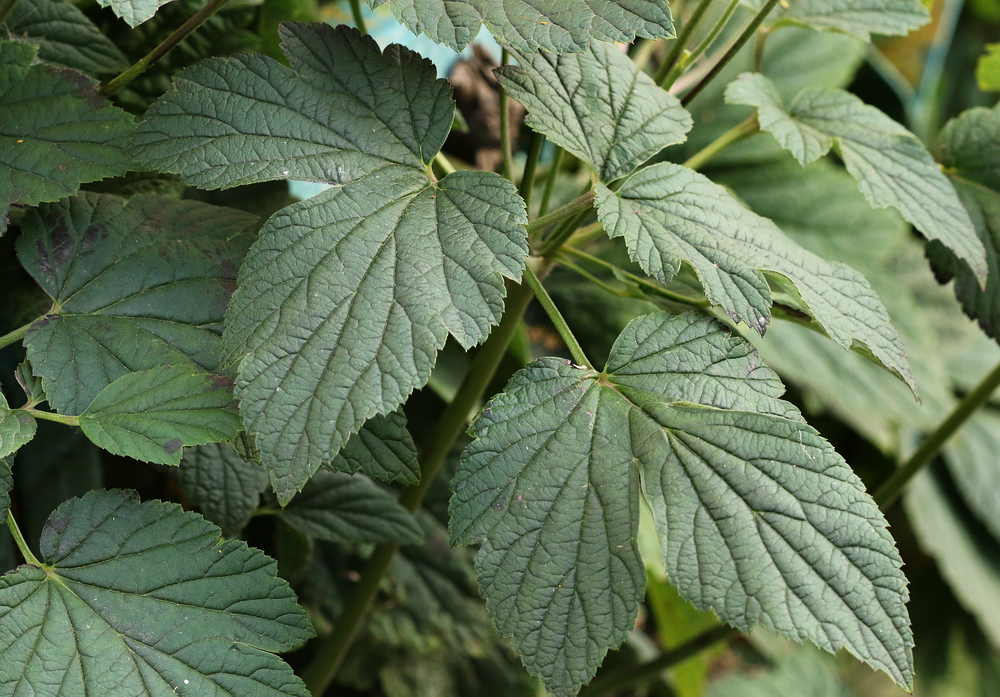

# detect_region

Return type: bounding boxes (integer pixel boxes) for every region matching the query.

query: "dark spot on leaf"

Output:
[163,438,183,455]
[208,374,235,392]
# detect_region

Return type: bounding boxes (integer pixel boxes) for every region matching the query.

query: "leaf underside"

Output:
[742,0,930,41]
[0,489,314,696]
[368,0,675,52]
[726,72,986,285]
[95,0,180,27]
[451,312,913,697]
[132,23,528,503]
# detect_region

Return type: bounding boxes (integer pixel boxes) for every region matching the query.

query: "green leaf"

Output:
[941,104,1000,192]
[726,73,986,283]
[324,411,420,485]
[0,395,35,460]
[17,192,257,415]
[905,468,1000,647]
[281,471,423,545]
[2,0,129,75]
[179,443,269,537]
[133,24,527,503]
[96,0,180,27]
[706,649,851,697]
[78,366,241,464]
[0,41,133,232]
[0,489,314,695]
[595,162,915,391]
[367,0,675,52]
[742,0,930,40]
[496,41,691,182]
[0,458,11,522]
[451,312,912,696]
[977,43,1000,92]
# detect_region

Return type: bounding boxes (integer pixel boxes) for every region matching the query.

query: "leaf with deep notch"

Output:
[595,162,914,391]
[0,41,133,232]
[726,72,985,283]
[78,366,241,464]
[368,0,675,52]
[451,312,912,696]
[132,24,527,503]
[17,192,257,415]
[0,489,314,696]
[496,41,691,182]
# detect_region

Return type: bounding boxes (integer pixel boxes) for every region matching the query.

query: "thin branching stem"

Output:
[25,409,79,427]
[537,148,565,217]
[655,0,715,86]
[523,264,592,368]
[6,512,40,567]
[0,0,20,24]
[875,358,1000,509]
[680,0,780,107]
[526,190,595,239]
[561,248,710,309]
[349,0,368,34]
[102,0,232,96]
[682,115,758,170]
[498,49,514,182]
[519,132,545,211]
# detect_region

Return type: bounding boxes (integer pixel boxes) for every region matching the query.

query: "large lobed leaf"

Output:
[0,41,133,233]
[132,23,528,503]
[451,312,912,696]
[17,192,257,415]
[741,0,929,41]
[726,73,986,285]
[496,41,692,182]
[368,0,674,52]
[596,163,915,390]
[0,489,314,696]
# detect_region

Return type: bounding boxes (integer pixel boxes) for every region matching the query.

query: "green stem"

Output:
[655,0,715,86]
[526,190,595,239]
[7,512,41,567]
[0,321,31,350]
[498,49,514,182]
[579,625,736,697]
[558,258,637,298]
[349,0,368,34]
[686,0,741,68]
[562,248,710,309]
[102,0,232,96]
[434,151,457,176]
[523,265,592,368]
[518,132,545,211]
[682,115,758,170]
[680,0,780,107]
[25,409,80,427]
[0,0,20,24]
[537,147,565,217]
[301,266,552,696]
[874,358,1000,510]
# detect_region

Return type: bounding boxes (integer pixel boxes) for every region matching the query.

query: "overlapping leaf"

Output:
[96,0,180,27]
[496,41,692,182]
[726,73,986,283]
[0,489,314,696]
[281,471,423,545]
[940,104,1000,191]
[741,0,929,41]
[179,443,269,536]
[706,649,851,697]
[132,24,528,503]
[3,0,128,74]
[368,0,674,52]
[17,192,257,415]
[324,411,420,485]
[0,395,35,460]
[0,41,133,233]
[78,366,241,465]
[451,312,912,696]
[595,162,915,390]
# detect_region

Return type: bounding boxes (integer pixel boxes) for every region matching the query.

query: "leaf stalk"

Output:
[0,0,20,25]
[537,147,565,217]
[498,49,514,182]
[682,115,759,170]
[349,0,368,35]
[518,131,545,211]
[101,0,233,97]
[0,321,31,350]
[523,264,593,368]
[6,511,41,567]
[526,190,596,239]
[24,409,80,427]
[875,358,1000,509]
[655,0,715,87]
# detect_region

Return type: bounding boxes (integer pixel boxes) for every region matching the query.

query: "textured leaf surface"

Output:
[941,104,1000,191]
[726,73,985,283]
[281,471,423,545]
[96,0,179,27]
[451,312,912,695]
[496,42,691,182]
[133,24,527,503]
[18,193,257,415]
[324,411,420,485]
[78,366,241,464]
[368,0,674,52]
[3,0,129,74]
[0,42,133,231]
[0,395,35,460]
[595,162,914,390]
[179,443,269,536]
[0,489,314,696]
[742,0,929,40]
